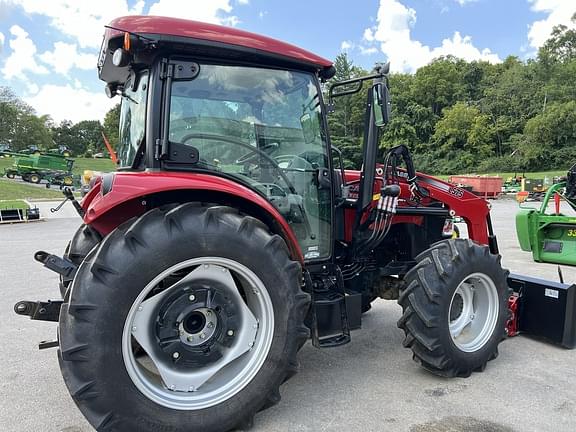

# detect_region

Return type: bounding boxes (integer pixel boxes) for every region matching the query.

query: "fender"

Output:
[81,171,304,262]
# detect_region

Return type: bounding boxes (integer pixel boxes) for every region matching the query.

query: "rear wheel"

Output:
[58,204,310,431]
[59,224,102,298]
[29,173,41,183]
[397,239,510,377]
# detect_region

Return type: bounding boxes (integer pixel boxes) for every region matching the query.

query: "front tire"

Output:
[397,239,510,377]
[58,204,310,431]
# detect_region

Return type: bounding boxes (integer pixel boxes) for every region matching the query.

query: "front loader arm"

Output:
[396,172,493,246]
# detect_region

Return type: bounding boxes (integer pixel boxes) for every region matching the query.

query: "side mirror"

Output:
[372,82,391,127]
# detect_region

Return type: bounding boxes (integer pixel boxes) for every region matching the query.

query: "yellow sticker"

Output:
[373,194,381,201]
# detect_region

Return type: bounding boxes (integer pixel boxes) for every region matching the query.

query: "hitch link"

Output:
[14,300,62,322]
[50,187,85,217]
[34,250,77,279]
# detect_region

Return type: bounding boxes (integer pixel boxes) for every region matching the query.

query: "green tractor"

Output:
[516,164,576,266]
[3,151,75,185]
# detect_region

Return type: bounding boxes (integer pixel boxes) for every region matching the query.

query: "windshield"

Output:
[118,72,149,167]
[169,64,331,259]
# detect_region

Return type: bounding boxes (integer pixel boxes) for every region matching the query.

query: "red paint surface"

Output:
[107,16,332,69]
[81,171,303,262]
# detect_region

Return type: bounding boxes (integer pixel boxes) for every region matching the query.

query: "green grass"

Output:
[0,156,115,176]
[0,199,29,210]
[0,178,66,200]
[72,157,116,175]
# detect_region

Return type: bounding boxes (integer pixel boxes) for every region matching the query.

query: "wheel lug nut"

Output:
[189,294,196,302]
[187,335,194,342]
[200,333,206,339]
[227,330,234,336]
[173,352,180,359]
[207,322,214,329]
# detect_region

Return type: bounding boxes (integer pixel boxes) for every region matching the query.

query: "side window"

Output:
[117,73,149,167]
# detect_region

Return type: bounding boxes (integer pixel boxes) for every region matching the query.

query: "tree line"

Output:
[327,16,576,174]
[1,16,575,173]
[0,87,120,158]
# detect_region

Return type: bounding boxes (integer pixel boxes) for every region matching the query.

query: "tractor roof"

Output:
[105,16,333,70]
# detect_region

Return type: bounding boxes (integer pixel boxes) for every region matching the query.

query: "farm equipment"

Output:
[12,17,576,432]
[2,151,74,185]
[516,164,576,266]
[449,175,503,199]
[502,174,524,194]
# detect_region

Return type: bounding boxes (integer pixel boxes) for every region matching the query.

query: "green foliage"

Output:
[327,19,576,174]
[103,103,121,150]
[538,13,576,65]
[1,87,119,158]
[0,87,52,152]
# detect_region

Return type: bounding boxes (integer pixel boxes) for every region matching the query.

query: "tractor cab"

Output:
[99,17,347,260]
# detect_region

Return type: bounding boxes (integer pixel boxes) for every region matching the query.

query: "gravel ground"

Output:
[1,198,575,432]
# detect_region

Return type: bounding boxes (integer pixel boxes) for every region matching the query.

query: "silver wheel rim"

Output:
[122,257,274,410]
[448,272,499,353]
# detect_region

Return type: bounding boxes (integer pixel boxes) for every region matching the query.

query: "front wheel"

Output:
[58,204,310,431]
[397,239,510,377]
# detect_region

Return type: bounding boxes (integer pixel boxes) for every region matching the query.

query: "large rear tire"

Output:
[59,224,102,298]
[397,239,510,377]
[58,204,310,431]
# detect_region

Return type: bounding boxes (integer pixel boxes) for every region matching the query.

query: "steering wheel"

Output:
[236,142,279,164]
[273,154,314,170]
[179,133,298,194]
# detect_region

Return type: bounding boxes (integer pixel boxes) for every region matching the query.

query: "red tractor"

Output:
[15,16,515,431]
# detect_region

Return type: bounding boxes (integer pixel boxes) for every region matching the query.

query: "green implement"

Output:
[2,151,74,183]
[516,175,576,266]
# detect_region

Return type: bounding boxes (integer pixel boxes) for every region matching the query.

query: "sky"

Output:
[0,0,574,124]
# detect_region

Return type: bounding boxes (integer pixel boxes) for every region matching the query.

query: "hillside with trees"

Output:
[328,17,576,174]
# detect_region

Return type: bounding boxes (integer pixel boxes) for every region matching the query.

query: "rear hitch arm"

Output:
[14,300,62,322]
[14,300,63,350]
[34,250,77,279]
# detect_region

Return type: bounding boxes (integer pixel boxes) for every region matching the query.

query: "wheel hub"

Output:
[123,259,273,409]
[448,273,499,353]
[155,286,239,368]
